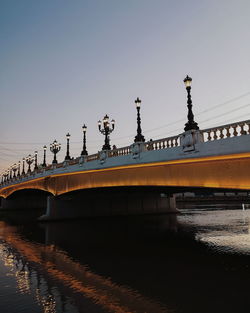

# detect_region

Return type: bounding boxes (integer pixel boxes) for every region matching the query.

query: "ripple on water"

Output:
[179,208,250,255]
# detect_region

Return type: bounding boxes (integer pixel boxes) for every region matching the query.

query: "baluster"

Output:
[207,131,212,141]
[174,138,178,146]
[247,123,250,134]
[219,128,224,139]
[171,139,174,147]
[233,125,238,137]
[166,140,170,148]
[225,127,230,138]
[213,129,218,140]
[240,123,246,135]
[162,141,166,149]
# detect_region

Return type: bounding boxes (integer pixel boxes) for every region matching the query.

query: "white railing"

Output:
[202,120,250,142]
[145,135,180,151]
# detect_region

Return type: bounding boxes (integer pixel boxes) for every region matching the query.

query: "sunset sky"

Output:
[1,0,250,173]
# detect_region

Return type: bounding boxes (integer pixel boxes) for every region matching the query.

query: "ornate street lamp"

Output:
[183,75,199,131]
[42,145,47,167]
[17,161,21,177]
[98,114,115,150]
[65,133,71,161]
[134,97,145,142]
[50,140,61,164]
[26,154,34,173]
[4,172,8,183]
[81,124,88,156]
[12,163,18,178]
[9,168,12,180]
[34,151,38,170]
[22,158,25,175]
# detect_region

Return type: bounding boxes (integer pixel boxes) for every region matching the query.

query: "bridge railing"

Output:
[2,119,250,188]
[107,146,131,157]
[145,135,180,151]
[86,153,99,162]
[202,120,250,142]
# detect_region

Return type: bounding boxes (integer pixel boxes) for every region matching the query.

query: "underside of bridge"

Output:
[0,189,53,211]
[38,186,177,221]
[1,184,249,220]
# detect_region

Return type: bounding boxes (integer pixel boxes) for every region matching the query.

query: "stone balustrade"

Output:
[146,135,180,151]
[202,120,250,142]
[107,146,131,157]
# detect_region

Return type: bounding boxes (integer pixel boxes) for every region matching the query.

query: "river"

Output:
[0,205,249,313]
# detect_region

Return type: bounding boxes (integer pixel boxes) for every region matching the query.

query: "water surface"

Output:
[0,206,249,313]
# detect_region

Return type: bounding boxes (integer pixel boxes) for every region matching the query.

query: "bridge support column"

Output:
[38,192,177,221]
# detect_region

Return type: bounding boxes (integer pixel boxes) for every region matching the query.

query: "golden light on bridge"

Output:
[1,151,250,198]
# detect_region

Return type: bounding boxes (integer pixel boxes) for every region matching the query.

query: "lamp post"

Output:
[65,133,71,161]
[17,161,21,177]
[183,75,199,131]
[98,114,115,150]
[26,154,34,173]
[22,158,25,175]
[42,145,47,167]
[81,124,88,156]
[134,97,145,142]
[4,172,8,183]
[34,151,38,170]
[50,140,61,164]
[12,164,17,178]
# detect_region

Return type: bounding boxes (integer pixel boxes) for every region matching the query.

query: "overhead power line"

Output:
[1,90,250,147]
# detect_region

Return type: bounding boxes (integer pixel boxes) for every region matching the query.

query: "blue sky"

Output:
[1,0,250,172]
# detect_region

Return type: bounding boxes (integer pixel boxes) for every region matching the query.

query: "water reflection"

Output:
[0,209,250,313]
[179,208,250,254]
[0,220,172,313]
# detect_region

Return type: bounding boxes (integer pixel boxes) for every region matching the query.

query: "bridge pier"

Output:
[38,192,177,221]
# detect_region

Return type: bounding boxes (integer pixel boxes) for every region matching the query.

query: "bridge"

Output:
[1,118,250,220]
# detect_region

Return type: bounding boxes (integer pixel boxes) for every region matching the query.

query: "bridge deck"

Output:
[1,128,250,198]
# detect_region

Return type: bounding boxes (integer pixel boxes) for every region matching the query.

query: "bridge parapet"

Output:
[1,119,250,192]
[202,119,250,142]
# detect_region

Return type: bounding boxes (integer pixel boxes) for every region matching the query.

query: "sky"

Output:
[1,0,250,173]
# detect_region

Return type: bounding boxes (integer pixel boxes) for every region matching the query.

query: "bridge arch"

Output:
[1,189,53,211]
